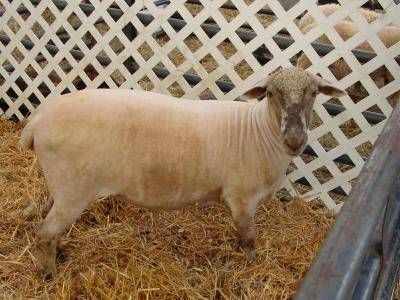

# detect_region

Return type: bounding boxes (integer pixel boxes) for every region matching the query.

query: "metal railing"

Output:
[295,101,400,300]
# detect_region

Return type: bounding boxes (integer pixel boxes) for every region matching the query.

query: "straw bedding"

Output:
[0,119,336,299]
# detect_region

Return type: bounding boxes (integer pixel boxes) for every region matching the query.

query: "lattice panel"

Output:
[0,0,399,211]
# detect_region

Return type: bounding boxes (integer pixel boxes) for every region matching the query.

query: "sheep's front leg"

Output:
[227,198,257,261]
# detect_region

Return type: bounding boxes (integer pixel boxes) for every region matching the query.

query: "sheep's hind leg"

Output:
[21,195,54,220]
[40,195,54,218]
[35,196,90,278]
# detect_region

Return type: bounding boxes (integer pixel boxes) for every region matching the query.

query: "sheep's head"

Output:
[242,67,346,156]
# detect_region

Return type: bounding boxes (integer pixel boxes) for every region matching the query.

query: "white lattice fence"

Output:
[0,0,399,211]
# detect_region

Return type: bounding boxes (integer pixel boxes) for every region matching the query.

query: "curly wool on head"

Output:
[269,67,315,95]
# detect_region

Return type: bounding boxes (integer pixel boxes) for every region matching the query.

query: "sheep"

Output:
[20,67,345,278]
[297,7,400,105]
[298,4,383,33]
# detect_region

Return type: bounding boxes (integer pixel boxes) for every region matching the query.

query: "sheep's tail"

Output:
[20,117,37,151]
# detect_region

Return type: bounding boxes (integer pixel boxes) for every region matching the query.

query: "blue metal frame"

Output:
[295,102,400,300]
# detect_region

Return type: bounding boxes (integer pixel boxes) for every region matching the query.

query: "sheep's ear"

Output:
[240,78,269,100]
[315,75,346,97]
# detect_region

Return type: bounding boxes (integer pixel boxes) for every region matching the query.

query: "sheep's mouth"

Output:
[283,142,305,156]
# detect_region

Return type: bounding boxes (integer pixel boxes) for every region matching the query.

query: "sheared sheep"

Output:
[20,67,345,278]
[297,6,399,105]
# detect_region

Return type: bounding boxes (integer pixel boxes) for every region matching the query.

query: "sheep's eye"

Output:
[267,91,273,98]
[312,91,318,97]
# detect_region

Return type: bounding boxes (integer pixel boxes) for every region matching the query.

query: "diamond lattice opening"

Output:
[61,88,70,95]
[139,8,154,26]
[328,58,352,81]
[48,70,62,85]
[346,81,369,103]
[217,74,234,93]
[185,2,204,17]
[183,35,203,53]
[168,11,184,33]
[95,18,109,36]
[7,16,21,34]
[72,76,85,90]
[96,50,110,67]
[328,188,347,205]
[38,82,50,97]
[168,82,185,98]
[11,47,24,62]
[363,104,386,125]
[2,59,12,72]
[300,150,318,164]
[217,38,237,59]
[334,155,355,173]
[18,103,29,118]
[111,69,126,86]
[0,98,10,113]
[137,42,154,61]
[218,2,239,22]
[312,166,333,181]
[255,44,273,66]
[234,59,254,80]
[309,111,323,130]
[369,65,394,89]
[6,87,17,99]
[317,132,339,151]
[167,47,185,67]
[67,12,81,29]
[82,31,96,50]
[80,0,93,17]
[138,75,154,91]
[255,7,276,28]
[16,76,28,91]
[387,90,400,108]
[18,3,31,20]
[355,141,373,159]
[236,25,255,44]
[339,118,362,139]
[200,54,218,74]
[41,7,56,25]
[57,26,71,44]
[123,57,136,74]
[201,17,220,38]
[25,64,38,78]
[28,93,40,107]
[83,64,99,81]
[153,33,170,47]
[198,88,216,100]
[122,23,137,41]
[276,187,291,202]
[293,177,312,195]
[109,36,124,54]
[58,57,71,74]
[287,161,298,175]
[98,82,110,89]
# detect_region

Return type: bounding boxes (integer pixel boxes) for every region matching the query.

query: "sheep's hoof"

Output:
[37,263,56,280]
[35,249,57,280]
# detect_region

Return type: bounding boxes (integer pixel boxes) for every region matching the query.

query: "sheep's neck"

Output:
[251,100,292,166]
